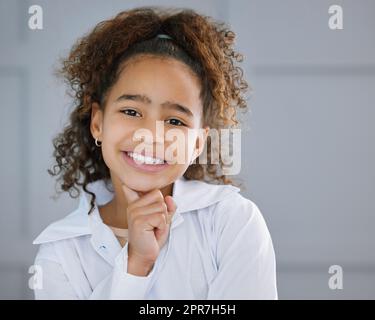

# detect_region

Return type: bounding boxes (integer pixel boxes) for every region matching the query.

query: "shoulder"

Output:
[211,192,273,248]
[32,207,91,245]
[213,191,264,222]
[32,208,92,268]
[32,179,114,245]
[173,177,242,213]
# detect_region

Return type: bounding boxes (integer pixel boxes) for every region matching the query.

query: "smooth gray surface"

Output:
[0,0,374,299]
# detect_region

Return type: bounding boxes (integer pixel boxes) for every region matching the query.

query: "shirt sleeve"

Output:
[32,241,156,300]
[91,242,156,299]
[207,194,278,300]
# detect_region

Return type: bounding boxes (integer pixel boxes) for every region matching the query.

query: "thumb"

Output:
[121,183,141,203]
[164,196,177,224]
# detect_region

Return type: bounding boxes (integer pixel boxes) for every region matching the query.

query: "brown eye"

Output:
[166,118,186,126]
[121,109,141,117]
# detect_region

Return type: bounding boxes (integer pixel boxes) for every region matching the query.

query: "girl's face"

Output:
[90,55,209,192]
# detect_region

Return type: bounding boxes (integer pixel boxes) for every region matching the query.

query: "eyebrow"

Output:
[115,94,195,118]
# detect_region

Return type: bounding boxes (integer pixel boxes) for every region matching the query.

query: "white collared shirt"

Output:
[32,176,278,300]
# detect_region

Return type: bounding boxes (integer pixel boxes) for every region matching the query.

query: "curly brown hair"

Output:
[48,6,250,214]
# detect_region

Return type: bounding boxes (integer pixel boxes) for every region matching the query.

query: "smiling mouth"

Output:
[125,151,166,164]
[122,151,169,173]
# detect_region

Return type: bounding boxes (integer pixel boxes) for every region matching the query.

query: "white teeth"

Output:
[127,151,165,165]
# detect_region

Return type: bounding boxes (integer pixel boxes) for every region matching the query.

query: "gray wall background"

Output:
[0,0,374,299]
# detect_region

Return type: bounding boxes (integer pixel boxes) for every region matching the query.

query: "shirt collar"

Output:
[33,176,240,245]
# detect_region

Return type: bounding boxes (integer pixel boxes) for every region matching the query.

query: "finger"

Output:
[130,201,168,218]
[128,189,165,210]
[164,196,177,213]
[164,196,177,225]
[121,183,141,203]
[145,212,168,231]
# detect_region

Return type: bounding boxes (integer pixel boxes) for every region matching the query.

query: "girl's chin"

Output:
[120,176,168,193]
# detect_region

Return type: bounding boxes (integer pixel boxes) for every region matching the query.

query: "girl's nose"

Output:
[143,118,165,144]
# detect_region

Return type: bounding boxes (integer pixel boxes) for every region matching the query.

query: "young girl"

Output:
[32,6,277,300]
